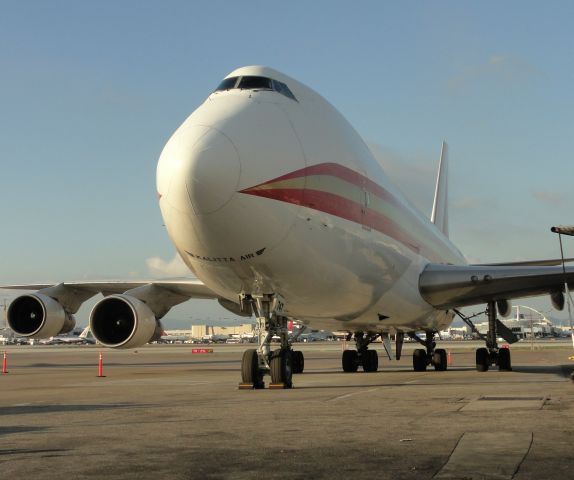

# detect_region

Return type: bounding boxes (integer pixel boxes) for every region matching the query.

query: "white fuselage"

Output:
[157,66,466,333]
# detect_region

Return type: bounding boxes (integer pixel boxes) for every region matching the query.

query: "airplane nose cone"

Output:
[158,125,240,215]
[186,128,240,215]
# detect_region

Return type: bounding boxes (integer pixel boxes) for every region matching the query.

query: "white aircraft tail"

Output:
[430,141,449,238]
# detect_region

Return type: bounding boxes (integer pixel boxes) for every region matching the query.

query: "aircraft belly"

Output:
[291,242,443,333]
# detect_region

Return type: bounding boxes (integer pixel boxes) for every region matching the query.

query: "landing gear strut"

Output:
[454,302,512,372]
[408,331,447,372]
[342,331,379,372]
[239,294,303,389]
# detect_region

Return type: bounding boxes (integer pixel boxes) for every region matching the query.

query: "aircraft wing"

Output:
[0,279,216,297]
[0,279,220,317]
[419,263,574,309]
[472,258,574,267]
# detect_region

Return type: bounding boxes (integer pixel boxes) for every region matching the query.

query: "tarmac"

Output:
[1,340,574,479]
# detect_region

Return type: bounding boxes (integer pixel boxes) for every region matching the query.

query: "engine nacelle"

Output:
[90,294,157,349]
[551,291,565,311]
[496,299,512,318]
[7,293,76,338]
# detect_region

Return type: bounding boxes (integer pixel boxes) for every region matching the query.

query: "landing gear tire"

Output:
[498,348,512,371]
[476,347,489,372]
[241,349,264,388]
[270,349,293,388]
[413,348,427,372]
[433,348,448,371]
[362,350,379,372]
[342,350,359,372]
[292,350,305,374]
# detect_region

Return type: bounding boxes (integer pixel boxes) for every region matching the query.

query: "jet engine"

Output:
[551,291,565,311]
[496,299,512,318]
[7,293,76,338]
[90,294,158,349]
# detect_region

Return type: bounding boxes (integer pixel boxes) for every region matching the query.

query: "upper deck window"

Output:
[213,75,297,101]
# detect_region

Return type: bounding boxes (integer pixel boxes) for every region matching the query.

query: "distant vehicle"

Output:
[40,326,95,345]
[201,334,229,344]
[0,330,13,345]
[296,331,336,342]
[159,335,189,344]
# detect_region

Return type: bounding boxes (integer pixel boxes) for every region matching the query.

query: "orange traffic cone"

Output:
[98,352,104,377]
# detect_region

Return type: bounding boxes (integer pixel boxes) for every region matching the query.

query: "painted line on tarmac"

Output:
[328,387,380,402]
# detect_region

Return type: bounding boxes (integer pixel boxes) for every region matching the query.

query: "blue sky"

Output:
[1,1,573,328]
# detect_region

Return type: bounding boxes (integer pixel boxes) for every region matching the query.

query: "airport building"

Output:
[165,324,255,340]
[474,305,560,338]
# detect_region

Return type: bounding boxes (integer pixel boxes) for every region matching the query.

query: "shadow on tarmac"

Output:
[0,403,156,416]
[0,426,48,437]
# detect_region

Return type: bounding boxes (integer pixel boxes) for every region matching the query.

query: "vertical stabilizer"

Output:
[430,141,449,238]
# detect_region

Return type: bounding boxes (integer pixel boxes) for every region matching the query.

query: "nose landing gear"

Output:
[238,294,303,389]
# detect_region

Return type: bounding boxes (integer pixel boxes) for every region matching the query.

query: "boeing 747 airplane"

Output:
[3,66,574,388]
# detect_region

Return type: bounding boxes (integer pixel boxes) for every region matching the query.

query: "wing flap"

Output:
[496,319,519,344]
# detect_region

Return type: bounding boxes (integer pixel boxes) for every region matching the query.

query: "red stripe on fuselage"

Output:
[242,187,421,255]
[241,163,399,207]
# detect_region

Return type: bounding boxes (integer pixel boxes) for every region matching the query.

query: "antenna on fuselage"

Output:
[431,141,449,238]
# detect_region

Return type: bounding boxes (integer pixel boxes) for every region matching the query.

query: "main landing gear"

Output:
[408,331,448,372]
[454,302,513,372]
[342,332,380,372]
[238,294,304,390]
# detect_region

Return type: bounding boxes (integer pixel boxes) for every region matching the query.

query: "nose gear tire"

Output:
[270,348,293,388]
[241,349,264,388]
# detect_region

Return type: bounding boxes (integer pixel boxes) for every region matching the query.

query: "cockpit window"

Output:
[273,80,297,101]
[215,77,239,91]
[213,75,297,101]
[238,76,273,90]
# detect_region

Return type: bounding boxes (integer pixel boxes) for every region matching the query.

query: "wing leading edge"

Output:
[0,279,220,317]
